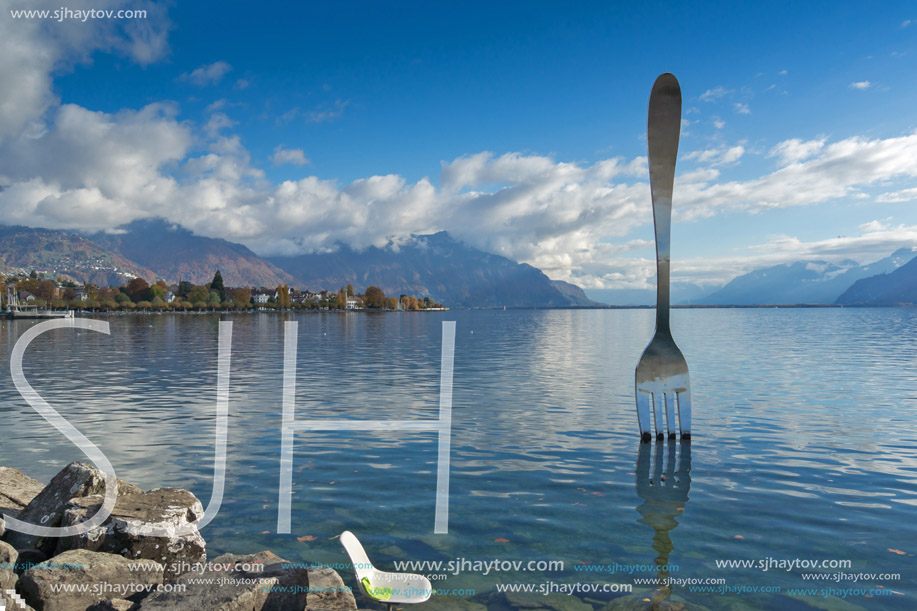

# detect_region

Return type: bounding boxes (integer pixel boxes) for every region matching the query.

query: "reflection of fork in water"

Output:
[634,440,691,607]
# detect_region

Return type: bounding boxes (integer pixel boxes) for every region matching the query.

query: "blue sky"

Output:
[2,0,917,294]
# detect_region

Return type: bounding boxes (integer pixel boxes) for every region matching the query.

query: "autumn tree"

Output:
[384,296,398,310]
[36,279,57,304]
[276,285,291,309]
[347,284,354,297]
[231,288,252,307]
[126,277,151,302]
[187,285,209,304]
[364,286,385,308]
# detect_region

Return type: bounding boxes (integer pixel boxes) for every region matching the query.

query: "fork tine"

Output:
[636,389,653,442]
[677,388,691,439]
[652,393,665,440]
[664,392,677,439]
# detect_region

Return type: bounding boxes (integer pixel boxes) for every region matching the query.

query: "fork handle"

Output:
[647,74,681,333]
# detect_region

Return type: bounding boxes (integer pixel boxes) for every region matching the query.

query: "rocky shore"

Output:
[0,463,359,611]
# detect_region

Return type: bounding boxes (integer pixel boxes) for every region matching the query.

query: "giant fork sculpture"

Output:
[634,73,691,441]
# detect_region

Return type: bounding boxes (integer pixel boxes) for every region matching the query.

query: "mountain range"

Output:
[837,255,917,305]
[2,220,915,307]
[0,222,594,308]
[691,248,917,306]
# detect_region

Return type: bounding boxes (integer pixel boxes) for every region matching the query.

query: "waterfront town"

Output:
[0,270,446,314]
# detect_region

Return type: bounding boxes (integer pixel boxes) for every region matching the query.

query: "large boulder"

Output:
[0,466,45,520]
[56,488,206,582]
[3,463,140,556]
[210,551,310,611]
[133,559,277,611]
[0,540,18,590]
[18,549,163,611]
[135,550,358,611]
[307,566,358,611]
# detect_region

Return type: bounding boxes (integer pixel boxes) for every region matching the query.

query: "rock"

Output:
[0,466,45,520]
[86,600,136,611]
[133,562,277,610]
[135,550,358,611]
[209,551,310,611]
[4,463,141,556]
[307,566,358,611]
[0,540,18,590]
[15,549,49,576]
[2,587,36,611]
[18,549,162,611]
[56,488,206,582]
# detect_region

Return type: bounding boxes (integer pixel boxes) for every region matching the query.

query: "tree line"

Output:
[1,270,445,312]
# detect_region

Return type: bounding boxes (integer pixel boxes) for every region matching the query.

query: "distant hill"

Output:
[586,283,708,306]
[836,255,917,305]
[90,219,296,287]
[1,222,596,308]
[693,248,916,305]
[268,232,597,308]
[0,225,154,286]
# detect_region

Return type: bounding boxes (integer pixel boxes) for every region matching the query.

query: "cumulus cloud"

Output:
[767,137,826,165]
[180,61,232,86]
[0,0,169,146]
[271,146,310,166]
[674,133,917,222]
[734,102,751,114]
[849,80,872,90]
[876,187,917,203]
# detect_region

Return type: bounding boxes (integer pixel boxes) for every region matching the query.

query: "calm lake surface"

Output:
[1,309,916,610]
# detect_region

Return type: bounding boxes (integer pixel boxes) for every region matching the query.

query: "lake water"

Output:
[1,309,916,610]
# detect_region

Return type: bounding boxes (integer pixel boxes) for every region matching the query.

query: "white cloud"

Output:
[675,133,917,222]
[683,144,744,166]
[779,69,788,76]
[233,78,250,90]
[205,99,227,113]
[699,86,731,102]
[876,187,917,203]
[713,117,725,129]
[272,146,310,166]
[0,0,169,147]
[203,112,236,138]
[849,81,871,90]
[308,99,350,123]
[767,137,826,165]
[734,102,751,114]
[0,103,190,231]
[902,19,912,28]
[180,61,232,86]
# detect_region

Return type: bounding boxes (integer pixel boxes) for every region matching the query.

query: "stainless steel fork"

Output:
[635,73,691,441]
